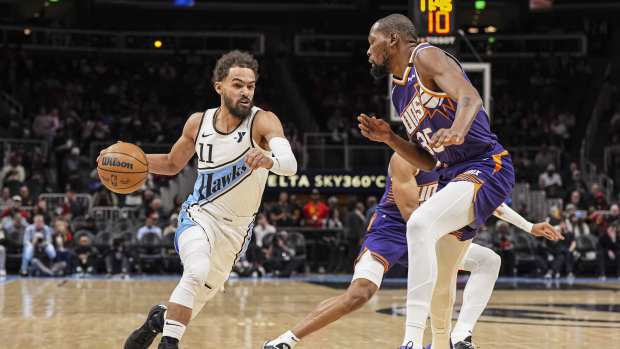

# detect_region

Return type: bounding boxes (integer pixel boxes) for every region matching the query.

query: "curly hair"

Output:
[212,50,259,83]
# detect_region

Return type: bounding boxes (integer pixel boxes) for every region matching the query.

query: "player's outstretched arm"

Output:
[357,113,436,171]
[414,48,483,148]
[245,111,297,176]
[493,203,564,241]
[390,153,420,221]
[146,112,203,176]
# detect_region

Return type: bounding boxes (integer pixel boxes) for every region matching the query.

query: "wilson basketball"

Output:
[97,142,148,194]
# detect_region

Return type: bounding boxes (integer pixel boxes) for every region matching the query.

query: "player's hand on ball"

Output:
[430,128,464,148]
[357,113,393,143]
[244,149,273,170]
[530,222,564,241]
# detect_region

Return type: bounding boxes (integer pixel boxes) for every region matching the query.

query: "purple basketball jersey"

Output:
[391,43,505,166]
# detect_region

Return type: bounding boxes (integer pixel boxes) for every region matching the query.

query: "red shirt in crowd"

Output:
[303,200,329,228]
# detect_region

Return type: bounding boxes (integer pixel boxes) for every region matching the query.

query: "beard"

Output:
[223,93,253,119]
[369,51,390,80]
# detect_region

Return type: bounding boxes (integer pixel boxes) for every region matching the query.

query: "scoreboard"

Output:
[411,0,457,49]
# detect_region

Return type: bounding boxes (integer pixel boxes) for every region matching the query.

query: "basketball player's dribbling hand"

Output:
[430,128,465,148]
[357,113,393,143]
[244,148,274,170]
[530,222,564,241]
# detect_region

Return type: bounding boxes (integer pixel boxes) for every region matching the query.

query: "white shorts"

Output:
[176,204,255,295]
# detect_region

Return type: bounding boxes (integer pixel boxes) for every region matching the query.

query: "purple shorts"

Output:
[357,212,473,270]
[357,212,408,271]
[438,147,515,240]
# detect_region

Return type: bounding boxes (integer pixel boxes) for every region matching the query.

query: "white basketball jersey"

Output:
[183,106,270,224]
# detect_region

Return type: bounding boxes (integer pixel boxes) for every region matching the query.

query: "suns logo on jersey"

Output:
[400,93,426,135]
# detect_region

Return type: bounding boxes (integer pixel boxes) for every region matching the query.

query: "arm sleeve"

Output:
[268,137,297,176]
[493,203,534,234]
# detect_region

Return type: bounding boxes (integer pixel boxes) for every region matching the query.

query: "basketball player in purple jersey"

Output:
[262,154,560,349]
[357,14,521,349]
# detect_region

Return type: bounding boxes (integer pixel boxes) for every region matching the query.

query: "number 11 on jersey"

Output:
[198,143,214,163]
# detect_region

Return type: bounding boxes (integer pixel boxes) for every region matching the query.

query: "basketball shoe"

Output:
[453,336,475,349]
[158,337,179,349]
[262,342,292,349]
[124,304,167,349]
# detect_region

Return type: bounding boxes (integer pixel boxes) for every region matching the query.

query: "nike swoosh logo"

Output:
[165,322,182,327]
[202,133,213,138]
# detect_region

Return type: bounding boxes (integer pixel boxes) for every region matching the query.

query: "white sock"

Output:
[162,318,186,342]
[452,244,501,344]
[269,330,299,348]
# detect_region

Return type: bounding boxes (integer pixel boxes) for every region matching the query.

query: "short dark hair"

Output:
[212,50,259,83]
[375,13,418,42]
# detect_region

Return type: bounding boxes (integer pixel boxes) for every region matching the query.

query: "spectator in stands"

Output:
[591,192,610,211]
[92,184,119,207]
[597,223,620,280]
[566,169,587,195]
[365,196,378,221]
[1,211,28,243]
[567,190,587,211]
[566,211,590,238]
[136,212,162,240]
[270,192,295,227]
[0,187,10,206]
[288,194,303,227]
[539,163,563,198]
[1,196,30,220]
[62,188,86,219]
[344,201,366,268]
[303,189,329,228]
[75,235,98,275]
[29,236,66,277]
[32,107,60,142]
[263,231,299,277]
[53,219,74,273]
[148,197,167,225]
[32,199,51,224]
[544,221,576,279]
[253,213,276,248]
[20,214,56,276]
[162,213,178,238]
[326,208,343,229]
[0,153,26,192]
[61,147,86,191]
[493,221,516,276]
[18,185,34,207]
[534,145,555,171]
[586,183,607,210]
[106,236,131,276]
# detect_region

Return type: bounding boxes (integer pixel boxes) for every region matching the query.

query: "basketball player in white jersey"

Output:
[120,50,298,349]
[262,153,560,349]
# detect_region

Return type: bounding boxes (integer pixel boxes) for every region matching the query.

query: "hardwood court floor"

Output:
[1,276,620,349]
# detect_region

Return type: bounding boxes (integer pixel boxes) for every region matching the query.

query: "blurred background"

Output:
[0,0,619,281]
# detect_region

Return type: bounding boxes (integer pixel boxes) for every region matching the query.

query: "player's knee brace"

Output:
[170,253,211,309]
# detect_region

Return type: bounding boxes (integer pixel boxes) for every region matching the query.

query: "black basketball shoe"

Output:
[262,341,292,349]
[124,304,167,349]
[158,337,179,349]
[453,336,475,349]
